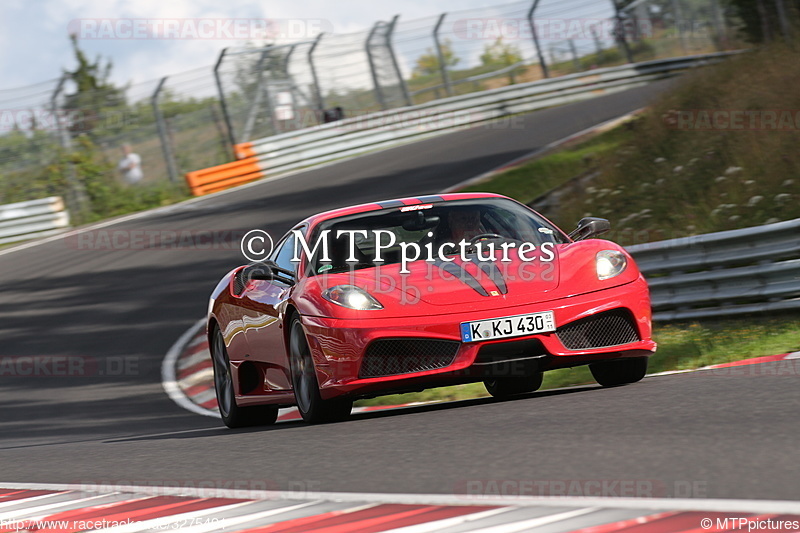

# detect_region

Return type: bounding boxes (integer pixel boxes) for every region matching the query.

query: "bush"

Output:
[551,44,800,244]
[0,135,190,224]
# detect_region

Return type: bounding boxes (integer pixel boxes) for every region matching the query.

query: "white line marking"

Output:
[0,492,124,520]
[467,507,599,533]
[89,501,248,533]
[2,483,800,515]
[161,318,219,418]
[160,500,325,533]
[188,388,216,406]
[186,335,207,351]
[646,369,696,377]
[0,491,67,510]
[179,368,214,390]
[177,348,211,371]
[381,507,516,533]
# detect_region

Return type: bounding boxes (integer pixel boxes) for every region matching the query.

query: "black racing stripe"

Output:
[376,200,406,209]
[436,261,489,297]
[475,261,508,294]
[415,195,444,203]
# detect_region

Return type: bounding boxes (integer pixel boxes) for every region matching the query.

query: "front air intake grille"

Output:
[556,309,640,350]
[359,339,460,378]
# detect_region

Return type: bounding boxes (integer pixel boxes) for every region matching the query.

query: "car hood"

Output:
[297,241,638,319]
[402,255,560,310]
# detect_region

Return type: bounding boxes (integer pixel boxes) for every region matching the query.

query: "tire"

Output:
[484,372,543,398]
[289,316,352,424]
[211,326,279,428]
[590,356,649,387]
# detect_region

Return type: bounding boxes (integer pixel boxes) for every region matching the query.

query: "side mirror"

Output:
[241,261,296,285]
[568,217,610,241]
[241,263,272,281]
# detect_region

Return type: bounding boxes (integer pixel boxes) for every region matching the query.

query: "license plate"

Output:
[460,311,556,343]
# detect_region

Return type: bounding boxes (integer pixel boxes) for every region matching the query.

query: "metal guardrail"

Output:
[222,52,740,185]
[0,197,70,245]
[628,218,800,321]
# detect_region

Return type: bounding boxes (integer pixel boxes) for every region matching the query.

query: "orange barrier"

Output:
[184,155,264,196]
[234,142,255,159]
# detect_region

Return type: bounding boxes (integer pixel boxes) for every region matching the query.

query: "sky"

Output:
[0,0,559,91]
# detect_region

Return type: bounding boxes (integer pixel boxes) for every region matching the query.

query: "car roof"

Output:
[299,192,511,230]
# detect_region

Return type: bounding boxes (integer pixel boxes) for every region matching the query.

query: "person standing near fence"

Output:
[118,144,143,185]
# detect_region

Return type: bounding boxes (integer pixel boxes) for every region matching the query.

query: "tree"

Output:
[412,39,459,78]
[726,0,780,43]
[480,38,524,83]
[480,37,524,67]
[62,34,127,137]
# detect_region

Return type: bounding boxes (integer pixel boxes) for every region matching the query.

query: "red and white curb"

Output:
[2,483,799,533]
[163,318,800,420]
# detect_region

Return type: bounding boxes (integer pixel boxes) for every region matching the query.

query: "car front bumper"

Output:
[301,277,655,399]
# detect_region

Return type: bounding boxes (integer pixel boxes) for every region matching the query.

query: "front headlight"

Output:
[596,250,627,280]
[322,285,383,310]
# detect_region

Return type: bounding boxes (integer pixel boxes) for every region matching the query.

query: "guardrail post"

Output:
[151,77,180,183]
[387,15,413,107]
[366,21,388,110]
[433,13,454,97]
[213,48,237,157]
[527,0,550,78]
[611,0,634,63]
[308,33,325,113]
[50,74,90,217]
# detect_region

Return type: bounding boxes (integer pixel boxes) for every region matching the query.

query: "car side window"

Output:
[272,233,298,275]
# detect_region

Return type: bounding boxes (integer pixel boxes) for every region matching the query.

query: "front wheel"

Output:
[590,356,648,387]
[289,316,352,424]
[211,327,279,428]
[484,372,543,398]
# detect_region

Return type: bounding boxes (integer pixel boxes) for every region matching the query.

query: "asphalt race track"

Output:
[2,79,798,501]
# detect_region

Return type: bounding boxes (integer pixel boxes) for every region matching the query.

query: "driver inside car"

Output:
[446,209,485,244]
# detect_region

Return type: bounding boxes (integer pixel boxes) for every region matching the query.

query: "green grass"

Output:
[460,124,634,204]
[354,382,490,407]
[354,314,800,407]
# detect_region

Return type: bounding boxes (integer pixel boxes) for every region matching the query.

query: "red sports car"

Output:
[207,193,656,426]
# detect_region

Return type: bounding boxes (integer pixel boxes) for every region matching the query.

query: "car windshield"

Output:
[305,198,568,276]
